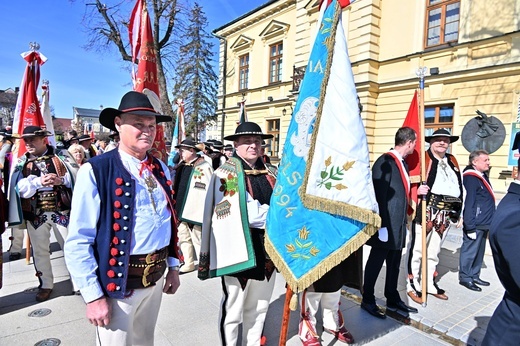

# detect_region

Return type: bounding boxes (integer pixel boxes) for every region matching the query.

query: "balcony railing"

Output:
[291,65,306,92]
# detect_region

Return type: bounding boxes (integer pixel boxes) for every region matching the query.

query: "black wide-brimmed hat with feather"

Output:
[99,91,172,131]
[223,122,273,141]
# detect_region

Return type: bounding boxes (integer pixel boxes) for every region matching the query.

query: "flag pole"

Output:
[416,66,428,306]
[278,286,293,346]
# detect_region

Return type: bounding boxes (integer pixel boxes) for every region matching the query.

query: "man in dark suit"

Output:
[483,162,520,345]
[361,127,419,318]
[459,150,495,291]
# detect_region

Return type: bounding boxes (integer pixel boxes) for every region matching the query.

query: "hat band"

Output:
[234,131,264,136]
[121,106,157,114]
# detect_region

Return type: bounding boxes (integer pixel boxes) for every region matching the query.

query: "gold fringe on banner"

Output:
[302,194,381,228]
[265,222,376,294]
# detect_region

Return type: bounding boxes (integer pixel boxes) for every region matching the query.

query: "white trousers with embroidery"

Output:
[96,276,164,346]
[27,212,69,289]
[406,222,449,293]
[8,227,25,253]
[220,275,276,346]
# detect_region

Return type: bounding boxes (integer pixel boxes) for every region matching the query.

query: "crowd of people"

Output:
[1,89,518,345]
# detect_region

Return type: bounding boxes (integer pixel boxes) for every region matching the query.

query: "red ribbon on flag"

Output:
[320,0,353,9]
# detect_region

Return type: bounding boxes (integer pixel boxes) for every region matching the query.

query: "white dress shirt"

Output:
[431,156,460,197]
[65,149,179,303]
[17,150,72,197]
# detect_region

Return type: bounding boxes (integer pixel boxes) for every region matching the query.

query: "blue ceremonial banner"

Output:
[265,0,380,292]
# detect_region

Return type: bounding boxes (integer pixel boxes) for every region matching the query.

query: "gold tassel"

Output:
[289,293,298,311]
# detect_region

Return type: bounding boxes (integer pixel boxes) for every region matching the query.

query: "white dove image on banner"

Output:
[265,0,380,292]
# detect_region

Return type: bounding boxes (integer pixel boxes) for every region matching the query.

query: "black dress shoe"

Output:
[361,301,386,319]
[474,278,490,286]
[387,300,418,313]
[459,281,482,291]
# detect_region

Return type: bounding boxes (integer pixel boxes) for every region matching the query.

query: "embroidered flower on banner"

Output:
[285,226,319,259]
[316,156,353,191]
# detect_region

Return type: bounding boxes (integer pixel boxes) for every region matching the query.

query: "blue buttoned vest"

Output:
[89,149,178,298]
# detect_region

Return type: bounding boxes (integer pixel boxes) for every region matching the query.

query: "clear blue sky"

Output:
[0,0,266,119]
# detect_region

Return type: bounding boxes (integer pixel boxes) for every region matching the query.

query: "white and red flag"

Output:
[129,0,168,162]
[12,45,47,159]
[40,80,56,147]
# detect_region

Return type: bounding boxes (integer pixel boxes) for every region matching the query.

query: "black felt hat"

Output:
[99,91,172,131]
[78,134,93,142]
[424,129,459,143]
[108,130,119,139]
[212,140,224,149]
[223,122,273,141]
[16,126,52,138]
[175,138,199,150]
[223,144,233,151]
[0,128,13,138]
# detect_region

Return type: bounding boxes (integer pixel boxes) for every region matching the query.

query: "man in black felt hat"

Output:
[8,126,78,301]
[64,91,180,344]
[64,129,78,149]
[406,129,463,303]
[199,121,277,345]
[206,139,227,169]
[78,134,97,160]
[172,138,213,273]
[223,143,234,158]
[104,130,120,152]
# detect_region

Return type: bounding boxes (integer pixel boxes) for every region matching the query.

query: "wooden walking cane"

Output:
[279,286,294,346]
[417,67,428,306]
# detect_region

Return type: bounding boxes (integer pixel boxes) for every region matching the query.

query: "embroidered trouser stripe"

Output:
[220,275,276,345]
[406,222,449,293]
[220,276,230,346]
[27,212,69,289]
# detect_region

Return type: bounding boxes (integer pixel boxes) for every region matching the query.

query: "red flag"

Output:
[402,90,421,215]
[129,0,167,162]
[12,49,47,159]
[320,0,354,9]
